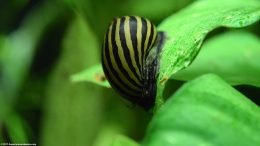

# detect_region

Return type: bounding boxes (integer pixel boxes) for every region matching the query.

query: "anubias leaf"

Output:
[172,31,260,88]
[142,74,260,146]
[155,0,260,108]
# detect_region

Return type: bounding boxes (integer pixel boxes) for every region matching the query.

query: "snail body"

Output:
[101,16,165,110]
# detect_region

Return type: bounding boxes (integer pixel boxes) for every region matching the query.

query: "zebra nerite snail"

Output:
[101,16,165,110]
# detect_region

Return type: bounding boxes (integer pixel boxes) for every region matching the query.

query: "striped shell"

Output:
[101,16,164,110]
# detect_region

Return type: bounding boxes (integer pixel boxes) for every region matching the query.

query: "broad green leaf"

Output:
[172,31,260,87]
[142,74,260,146]
[156,0,260,109]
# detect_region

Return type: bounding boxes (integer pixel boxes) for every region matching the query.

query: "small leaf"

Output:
[172,31,260,87]
[142,74,260,146]
[71,64,110,88]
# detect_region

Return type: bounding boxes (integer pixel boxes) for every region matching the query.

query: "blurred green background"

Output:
[0,0,193,145]
[0,0,259,146]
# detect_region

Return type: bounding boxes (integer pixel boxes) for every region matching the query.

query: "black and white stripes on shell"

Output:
[101,16,165,110]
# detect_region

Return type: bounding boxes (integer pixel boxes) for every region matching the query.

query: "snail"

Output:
[101,16,165,110]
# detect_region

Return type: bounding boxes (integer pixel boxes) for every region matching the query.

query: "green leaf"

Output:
[172,31,260,87]
[156,0,260,109]
[71,64,110,88]
[142,74,260,146]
